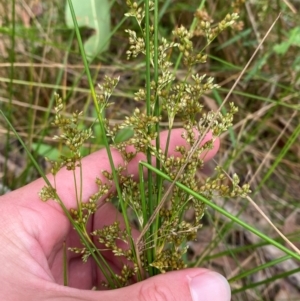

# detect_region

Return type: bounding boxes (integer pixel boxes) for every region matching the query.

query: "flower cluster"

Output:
[52,94,93,170]
[194,10,240,42]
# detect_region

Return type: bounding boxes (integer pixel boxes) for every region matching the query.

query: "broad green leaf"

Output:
[32,142,61,160]
[115,127,134,143]
[273,27,300,55]
[65,0,111,60]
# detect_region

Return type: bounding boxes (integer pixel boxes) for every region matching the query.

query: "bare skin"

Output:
[0,130,231,301]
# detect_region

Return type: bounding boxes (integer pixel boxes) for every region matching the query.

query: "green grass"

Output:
[1,0,300,299]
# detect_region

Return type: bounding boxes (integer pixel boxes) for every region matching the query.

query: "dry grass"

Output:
[1,0,300,300]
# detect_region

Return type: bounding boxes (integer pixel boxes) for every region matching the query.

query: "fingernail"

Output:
[187,271,231,301]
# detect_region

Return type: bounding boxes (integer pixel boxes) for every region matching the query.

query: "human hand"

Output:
[0,129,230,301]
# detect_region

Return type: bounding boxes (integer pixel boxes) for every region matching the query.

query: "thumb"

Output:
[46,268,230,301]
[114,269,231,301]
[69,268,231,301]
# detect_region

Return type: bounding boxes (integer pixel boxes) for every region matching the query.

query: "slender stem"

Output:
[144,1,151,117]
[2,0,16,194]
[232,267,300,294]
[228,255,291,283]
[164,127,172,159]
[63,241,68,286]
[139,165,147,228]
[138,163,149,278]
[72,168,80,216]
[153,0,160,140]
[144,0,154,275]
[151,0,161,276]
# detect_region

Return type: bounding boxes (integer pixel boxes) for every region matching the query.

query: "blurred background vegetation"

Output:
[0,0,300,300]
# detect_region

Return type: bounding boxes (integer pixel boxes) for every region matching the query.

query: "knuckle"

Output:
[138,280,175,301]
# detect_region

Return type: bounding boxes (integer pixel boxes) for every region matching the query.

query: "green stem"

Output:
[152,0,161,276]
[228,255,291,283]
[144,0,154,276]
[63,241,68,286]
[2,0,16,194]
[139,163,149,278]
[72,169,80,216]
[232,267,300,294]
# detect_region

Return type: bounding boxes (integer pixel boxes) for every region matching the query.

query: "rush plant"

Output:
[39,0,250,288]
